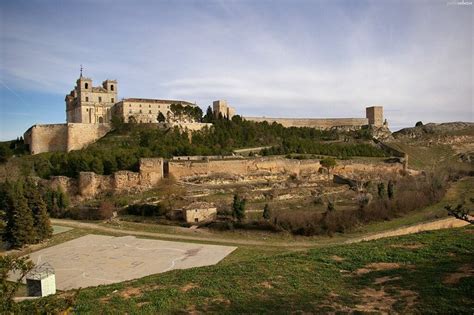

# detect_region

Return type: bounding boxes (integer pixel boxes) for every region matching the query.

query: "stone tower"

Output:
[65,75,118,124]
[366,106,384,127]
[213,100,235,119]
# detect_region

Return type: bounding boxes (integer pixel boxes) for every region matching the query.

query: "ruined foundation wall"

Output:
[74,158,164,198]
[168,157,322,180]
[169,157,403,181]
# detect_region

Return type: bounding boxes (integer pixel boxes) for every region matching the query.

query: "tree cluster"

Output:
[169,104,203,123]
[0,138,28,164]
[0,180,53,248]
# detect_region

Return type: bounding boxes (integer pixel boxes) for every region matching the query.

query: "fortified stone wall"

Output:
[244,117,369,129]
[24,123,112,154]
[67,123,112,151]
[24,124,68,155]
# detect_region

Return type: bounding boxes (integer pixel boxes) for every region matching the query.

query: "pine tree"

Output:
[4,182,36,248]
[203,106,213,123]
[377,182,386,199]
[263,204,271,220]
[388,180,395,200]
[24,180,52,242]
[232,194,246,222]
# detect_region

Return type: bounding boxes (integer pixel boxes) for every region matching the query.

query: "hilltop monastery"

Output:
[24,74,385,154]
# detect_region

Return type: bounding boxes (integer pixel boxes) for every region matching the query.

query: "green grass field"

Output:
[18,226,473,314]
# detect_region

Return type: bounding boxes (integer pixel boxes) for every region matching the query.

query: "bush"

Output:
[98,201,115,220]
[272,173,449,236]
[124,203,166,217]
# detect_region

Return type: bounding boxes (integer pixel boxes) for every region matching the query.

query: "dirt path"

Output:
[345,217,469,244]
[50,219,303,247]
[51,217,470,248]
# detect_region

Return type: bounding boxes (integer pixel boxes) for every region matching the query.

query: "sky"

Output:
[0,0,472,140]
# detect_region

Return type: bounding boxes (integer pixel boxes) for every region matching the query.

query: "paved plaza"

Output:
[24,234,236,290]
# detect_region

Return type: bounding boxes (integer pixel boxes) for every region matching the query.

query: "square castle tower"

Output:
[366,106,384,127]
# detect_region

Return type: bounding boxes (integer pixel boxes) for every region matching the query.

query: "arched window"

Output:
[99,117,104,123]
[85,97,89,102]
[85,83,88,89]
[111,85,114,91]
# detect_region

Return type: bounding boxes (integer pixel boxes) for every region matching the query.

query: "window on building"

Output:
[139,104,142,107]
[129,104,131,107]
[85,97,89,102]
[149,110,152,114]
[111,85,114,91]
[111,98,114,103]
[140,110,142,113]
[85,83,88,89]
[99,97,102,102]
[86,109,89,112]
[149,104,151,108]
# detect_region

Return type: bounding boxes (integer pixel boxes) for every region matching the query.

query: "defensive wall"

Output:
[24,123,112,155]
[43,156,403,199]
[243,117,369,129]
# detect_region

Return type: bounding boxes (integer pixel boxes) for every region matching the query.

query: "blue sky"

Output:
[0,0,472,140]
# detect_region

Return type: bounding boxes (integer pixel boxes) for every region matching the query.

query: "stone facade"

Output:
[213,100,236,119]
[113,98,198,123]
[66,77,117,123]
[183,202,217,224]
[66,75,200,125]
[24,123,112,154]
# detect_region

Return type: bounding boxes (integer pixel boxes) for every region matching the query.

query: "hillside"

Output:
[388,122,474,171]
[394,122,474,140]
[0,119,388,180]
[18,226,474,314]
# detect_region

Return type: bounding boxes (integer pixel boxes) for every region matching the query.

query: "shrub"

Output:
[124,203,166,217]
[98,201,115,220]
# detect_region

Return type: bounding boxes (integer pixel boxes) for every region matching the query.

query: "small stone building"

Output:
[183,202,217,224]
[26,263,56,297]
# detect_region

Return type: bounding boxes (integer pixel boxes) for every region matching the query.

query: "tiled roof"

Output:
[123,98,195,106]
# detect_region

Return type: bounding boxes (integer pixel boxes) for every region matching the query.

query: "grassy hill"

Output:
[19,225,473,314]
